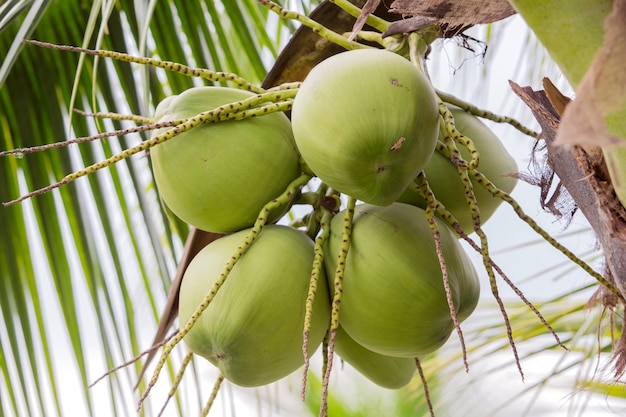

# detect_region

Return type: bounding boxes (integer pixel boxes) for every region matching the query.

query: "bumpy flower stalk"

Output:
[23,40,265,93]
[415,357,436,417]
[438,108,526,379]
[4,94,295,206]
[438,98,480,170]
[1,119,180,157]
[409,171,567,352]
[433,136,618,298]
[199,374,225,417]
[436,89,540,138]
[472,169,624,301]
[301,207,333,398]
[415,172,468,371]
[320,197,356,417]
[137,174,311,411]
[74,109,154,124]
[475,218,526,380]
[156,350,194,417]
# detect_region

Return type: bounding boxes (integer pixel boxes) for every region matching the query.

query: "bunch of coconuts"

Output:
[149,49,517,389]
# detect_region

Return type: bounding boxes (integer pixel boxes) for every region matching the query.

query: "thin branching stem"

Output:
[474,225,526,381]
[0,120,184,157]
[73,108,154,124]
[460,163,525,380]
[157,350,194,417]
[471,169,624,301]
[415,357,436,417]
[23,39,265,93]
[438,100,480,170]
[4,98,294,206]
[408,177,568,351]
[458,226,568,351]
[199,374,225,417]
[267,81,302,91]
[1,89,297,158]
[88,330,179,389]
[439,107,526,380]
[301,207,333,400]
[320,197,356,417]
[436,89,541,138]
[416,172,469,372]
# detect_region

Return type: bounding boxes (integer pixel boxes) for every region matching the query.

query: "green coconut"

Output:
[335,326,416,389]
[324,203,480,358]
[150,86,301,233]
[179,225,331,387]
[291,49,439,205]
[397,106,518,233]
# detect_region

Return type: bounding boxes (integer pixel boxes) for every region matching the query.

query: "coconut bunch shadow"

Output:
[3,2,625,417]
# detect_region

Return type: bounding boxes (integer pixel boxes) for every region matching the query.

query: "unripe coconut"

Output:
[291,49,439,205]
[179,225,331,387]
[324,203,480,357]
[397,106,518,233]
[335,326,415,389]
[150,87,301,233]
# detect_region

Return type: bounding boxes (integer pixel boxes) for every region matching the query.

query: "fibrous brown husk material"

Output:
[384,0,515,37]
[390,0,515,24]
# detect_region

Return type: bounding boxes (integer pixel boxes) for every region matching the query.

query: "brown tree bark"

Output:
[511,80,626,298]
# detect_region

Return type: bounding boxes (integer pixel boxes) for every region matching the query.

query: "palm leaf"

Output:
[0,1,300,416]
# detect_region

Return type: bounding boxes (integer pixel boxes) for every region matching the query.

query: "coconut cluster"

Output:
[150,49,517,389]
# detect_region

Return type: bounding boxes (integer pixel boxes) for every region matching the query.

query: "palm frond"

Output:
[0,1,296,416]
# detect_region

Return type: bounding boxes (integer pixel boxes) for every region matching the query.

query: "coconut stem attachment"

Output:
[329,0,390,33]
[258,0,372,51]
[137,174,311,411]
[320,196,356,417]
[408,32,429,76]
[347,30,385,47]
